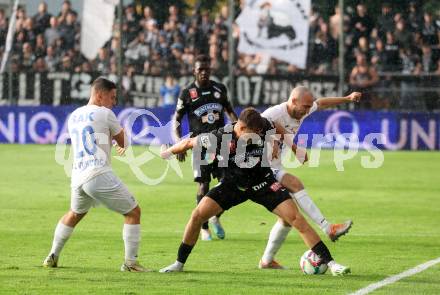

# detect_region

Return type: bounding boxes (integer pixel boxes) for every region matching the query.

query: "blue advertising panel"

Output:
[0,106,439,150]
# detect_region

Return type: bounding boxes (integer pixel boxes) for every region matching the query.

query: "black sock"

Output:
[177,242,194,264]
[311,241,333,264]
[196,194,209,230]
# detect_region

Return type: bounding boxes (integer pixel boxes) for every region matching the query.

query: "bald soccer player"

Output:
[259,86,361,269]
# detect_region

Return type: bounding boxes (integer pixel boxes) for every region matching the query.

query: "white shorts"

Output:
[71,172,137,215]
[272,168,287,183]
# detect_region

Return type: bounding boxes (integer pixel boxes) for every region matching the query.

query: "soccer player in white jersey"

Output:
[259,86,361,269]
[43,77,149,272]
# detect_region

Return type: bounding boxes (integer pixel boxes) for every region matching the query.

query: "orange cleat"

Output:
[327,220,353,242]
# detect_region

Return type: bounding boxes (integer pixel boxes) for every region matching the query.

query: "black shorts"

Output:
[205,179,291,212]
[192,150,222,183]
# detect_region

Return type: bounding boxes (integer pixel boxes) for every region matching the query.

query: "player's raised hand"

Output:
[347,92,362,103]
[176,151,187,162]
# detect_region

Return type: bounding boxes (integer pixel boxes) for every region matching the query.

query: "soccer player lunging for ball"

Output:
[159,108,350,276]
[259,86,361,269]
[43,77,149,272]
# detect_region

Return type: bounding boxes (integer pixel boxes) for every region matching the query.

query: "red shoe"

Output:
[258,259,286,270]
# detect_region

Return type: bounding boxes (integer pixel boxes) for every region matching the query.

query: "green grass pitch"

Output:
[0,144,439,294]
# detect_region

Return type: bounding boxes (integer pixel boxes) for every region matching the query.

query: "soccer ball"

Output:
[300,250,328,274]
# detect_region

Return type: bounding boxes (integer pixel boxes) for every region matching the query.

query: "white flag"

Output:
[236,0,311,69]
[0,0,19,73]
[80,0,117,60]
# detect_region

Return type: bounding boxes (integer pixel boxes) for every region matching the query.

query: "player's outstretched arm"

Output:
[160,137,197,160]
[316,92,362,110]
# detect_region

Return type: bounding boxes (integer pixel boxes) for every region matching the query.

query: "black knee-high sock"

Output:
[196,194,209,230]
[177,242,194,264]
[311,241,333,264]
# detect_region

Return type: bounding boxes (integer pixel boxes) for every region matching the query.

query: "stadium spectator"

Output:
[407,1,423,32]
[94,48,111,75]
[34,34,46,58]
[45,16,61,47]
[159,74,180,106]
[0,9,7,45]
[351,3,374,44]
[33,2,51,35]
[349,54,379,109]
[58,11,77,50]
[45,45,59,71]
[420,43,437,73]
[59,55,73,71]
[21,42,36,70]
[33,57,47,72]
[371,39,387,73]
[394,19,412,49]
[377,2,394,38]
[383,31,401,72]
[421,12,439,46]
[23,17,36,46]
[57,0,75,25]
[310,22,337,74]
[125,31,150,70]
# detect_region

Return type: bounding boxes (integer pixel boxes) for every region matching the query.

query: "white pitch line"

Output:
[349,257,440,295]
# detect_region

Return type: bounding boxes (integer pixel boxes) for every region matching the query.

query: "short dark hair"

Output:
[239,107,266,133]
[91,77,116,92]
[194,54,210,65]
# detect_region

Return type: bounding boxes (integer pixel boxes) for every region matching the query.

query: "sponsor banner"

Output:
[236,0,311,68]
[0,72,338,107]
[0,106,439,150]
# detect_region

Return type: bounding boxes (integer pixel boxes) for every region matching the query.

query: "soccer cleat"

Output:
[209,216,225,239]
[258,259,286,270]
[120,261,152,272]
[159,261,184,273]
[200,228,212,241]
[327,220,353,242]
[329,262,351,276]
[43,253,58,268]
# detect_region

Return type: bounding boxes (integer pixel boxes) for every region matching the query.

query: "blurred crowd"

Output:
[0,1,439,76]
[0,1,439,108]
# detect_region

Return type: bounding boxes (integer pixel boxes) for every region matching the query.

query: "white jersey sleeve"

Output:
[107,109,123,137]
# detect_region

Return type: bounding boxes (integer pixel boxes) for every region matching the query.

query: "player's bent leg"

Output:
[272,200,351,276]
[160,196,223,273]
[260,217,291,269]
[280,173,353,241]
[43,210,86,268]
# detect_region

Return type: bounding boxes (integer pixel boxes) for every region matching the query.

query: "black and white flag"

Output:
[236,0,311,69]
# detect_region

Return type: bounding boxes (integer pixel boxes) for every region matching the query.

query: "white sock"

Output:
[293,190,330,233]
[50,222,74,256]
[123,224,141,264]
[261,220,291,263]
